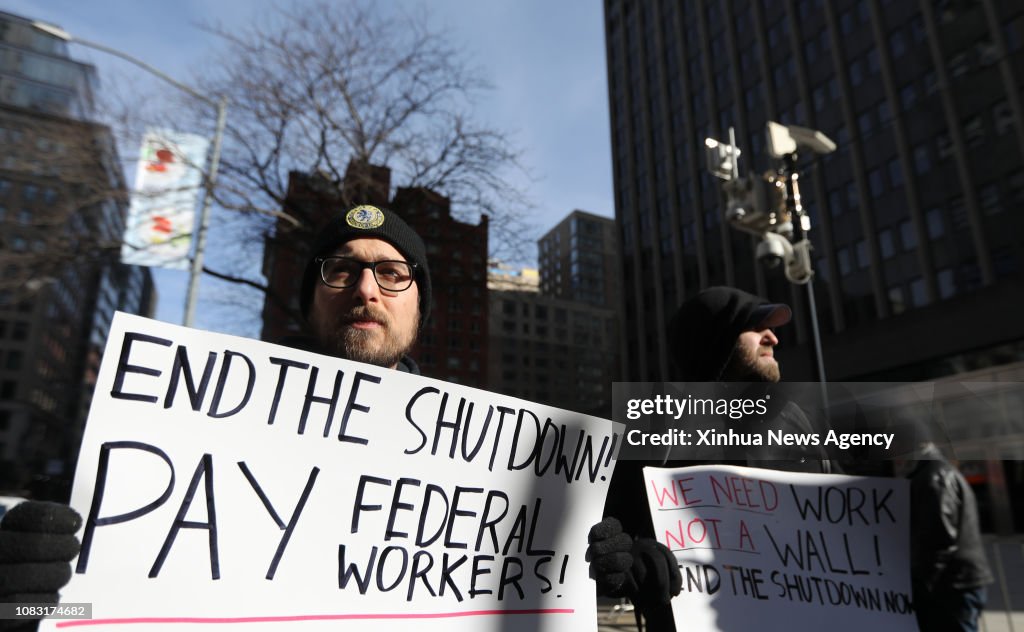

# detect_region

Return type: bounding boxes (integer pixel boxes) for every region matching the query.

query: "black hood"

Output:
[668,286,791,381]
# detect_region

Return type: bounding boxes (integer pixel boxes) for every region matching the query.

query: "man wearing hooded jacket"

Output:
[0,204,432,630]
[588,286,833,632]
[898,441,993,632]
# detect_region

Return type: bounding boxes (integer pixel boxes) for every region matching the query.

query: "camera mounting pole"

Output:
[777,150,827,387]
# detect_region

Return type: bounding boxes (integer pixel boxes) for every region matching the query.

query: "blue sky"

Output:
[3,0,614,335]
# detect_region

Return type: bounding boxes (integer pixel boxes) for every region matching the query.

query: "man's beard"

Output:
[722,342,781,383]
[315,305,417,368]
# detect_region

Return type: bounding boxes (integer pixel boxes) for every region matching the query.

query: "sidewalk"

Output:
[596,601,1024,631]
[598,605,1023,632]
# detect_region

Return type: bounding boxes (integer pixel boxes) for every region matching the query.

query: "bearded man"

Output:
[587,286,834,632]
[0,205,432,630]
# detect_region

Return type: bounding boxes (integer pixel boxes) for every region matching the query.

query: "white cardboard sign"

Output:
[43,313,621,631]
[643,464,915,632]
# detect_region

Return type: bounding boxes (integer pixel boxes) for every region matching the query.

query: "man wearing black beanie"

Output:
[292,203,431,373]
[588,286,833,632]
[0,204,433,629]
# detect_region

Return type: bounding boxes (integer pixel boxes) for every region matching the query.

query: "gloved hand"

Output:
[586,517,682,605]
[0,501,82,631]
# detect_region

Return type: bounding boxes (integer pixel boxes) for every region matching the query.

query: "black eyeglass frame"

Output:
[315,256,419,292]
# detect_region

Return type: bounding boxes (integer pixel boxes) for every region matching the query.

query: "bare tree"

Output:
[174,2,533,329]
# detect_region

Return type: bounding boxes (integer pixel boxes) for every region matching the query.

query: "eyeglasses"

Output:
[316,256,418,292]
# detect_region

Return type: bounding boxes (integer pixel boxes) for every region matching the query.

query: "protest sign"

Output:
[42,313,621,631]
[643,464,914,632]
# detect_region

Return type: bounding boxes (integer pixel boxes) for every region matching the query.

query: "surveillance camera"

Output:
[705,137,741,180]
[726,200,747,222]
[766,121,837,158]
[756,233,791,268]
[784,239,814,284]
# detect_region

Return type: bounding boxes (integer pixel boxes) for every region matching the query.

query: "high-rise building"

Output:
[487,209,621,417]
[603,0,1024,539]
[0,11,154,496]
[539,210,622,312]
[488,280,618,416]
[0,10,96,119]
[603,0,1024,383]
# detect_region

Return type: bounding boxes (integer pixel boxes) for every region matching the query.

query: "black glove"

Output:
[587,517,635,596]
[0,501,82,631]
[629,537,683,606]
[587,517,682,605]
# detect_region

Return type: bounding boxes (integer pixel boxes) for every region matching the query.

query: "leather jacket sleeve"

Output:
[909,453,993,593]
[910,460,961,593]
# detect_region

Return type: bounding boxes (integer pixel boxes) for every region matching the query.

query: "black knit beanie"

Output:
[299,205,432,326]
[668,286,791,381]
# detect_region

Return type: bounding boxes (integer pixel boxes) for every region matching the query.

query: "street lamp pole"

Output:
[183,97,227,328]
[32,21,227,328]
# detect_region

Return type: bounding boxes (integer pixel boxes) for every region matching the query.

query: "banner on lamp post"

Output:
[120,129,210,270]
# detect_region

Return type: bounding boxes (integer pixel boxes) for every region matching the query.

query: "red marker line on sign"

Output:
[56,609,575,627]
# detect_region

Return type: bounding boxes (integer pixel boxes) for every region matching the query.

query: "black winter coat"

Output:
[908,445,993,595]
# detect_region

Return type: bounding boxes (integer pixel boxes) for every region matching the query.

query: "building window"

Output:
[888,286,906,315]
[926,208,944,239]
[913,143,931,175]
[979,183,1002,215]
[910,15,926,43]
[849,58,864,86]
[886,159,902,188]
[937,268,956,299]
[866,49,880,75]
[909,278,928,307]
[858,111,874,137]
[877,101,891,126]
[840,10,854,35]
[899,220,917,251]
[900,84,917,111]
[963,116,985,147]
[949,52,970,78]
[949,197,969,231]
[924,139,948,168]
[855,240,870,269]
[879,229,895,259]
[837,248,852,276]
[813,85,827,112]
[828,190,843,217]
[869,168,884,196]
[1010,171,1024,205]
[890,29,906,59]
[11,322,28,341]
[846,182,859,209]
[992,101,1014,135]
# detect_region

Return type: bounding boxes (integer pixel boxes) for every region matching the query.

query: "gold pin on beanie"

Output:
[300,205,432,326]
